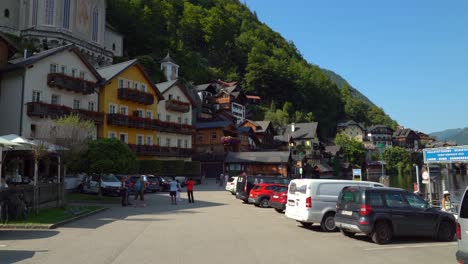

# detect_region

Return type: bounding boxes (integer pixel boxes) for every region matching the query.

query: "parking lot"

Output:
[0,180,457,264]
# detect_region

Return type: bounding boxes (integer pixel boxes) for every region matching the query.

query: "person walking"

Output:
[442,190,454,212]
[224,173,229,187]
[219,173,224,187]
[186,178,195,203]
[169,177,178,205]
[134,175,146,207]
[120,176,129,206]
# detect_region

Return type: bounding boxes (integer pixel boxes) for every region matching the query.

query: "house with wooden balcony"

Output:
[392,128,421,150]
[0,45,103,139]
[96,59,180,160]
[240,119,275,146]
[154,79,197,161]
[337,120,366,142]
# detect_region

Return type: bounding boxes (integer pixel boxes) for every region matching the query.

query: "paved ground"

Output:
[0,180,457,264]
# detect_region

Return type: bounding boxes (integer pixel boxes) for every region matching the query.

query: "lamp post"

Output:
[413,164,420,193]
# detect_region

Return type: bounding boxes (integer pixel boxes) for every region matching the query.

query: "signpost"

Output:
[352,169,362,181]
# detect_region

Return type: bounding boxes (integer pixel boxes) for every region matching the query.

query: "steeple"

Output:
[160,52,179,81]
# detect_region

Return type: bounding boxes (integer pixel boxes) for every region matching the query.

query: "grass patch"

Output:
[6,205,104,226]
[66,192,120,203]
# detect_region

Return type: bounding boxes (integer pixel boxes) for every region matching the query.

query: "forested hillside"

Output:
[107,0,397,137]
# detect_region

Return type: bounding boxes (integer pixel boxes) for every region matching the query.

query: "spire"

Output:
[161,52,177,64]
[160,51,179,81]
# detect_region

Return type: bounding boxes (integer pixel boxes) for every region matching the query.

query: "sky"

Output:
[242,0,468,134]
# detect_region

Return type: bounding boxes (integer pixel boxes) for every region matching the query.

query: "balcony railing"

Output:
[118,88,154,105]
[107,113,157,130]
[128,144,193,157]
[166,99,190,113]
[26,101,103,124]
[156,120,195,135]
[47,73,96,94]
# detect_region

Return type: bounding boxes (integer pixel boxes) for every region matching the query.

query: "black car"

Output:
[335,186,456,244]
[235,175,290,203]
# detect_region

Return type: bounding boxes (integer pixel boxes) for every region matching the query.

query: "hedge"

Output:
[138,160,200,176]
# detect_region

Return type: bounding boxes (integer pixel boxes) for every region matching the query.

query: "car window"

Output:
[252,185,261,190]
[91,175,100,181]
[289,182,307,194]
[384,193,408,208]
[317,183,349,196]
[460,189,468,219]
[405,194,428,209]
[368,192,384,207]
[341,189,362,204]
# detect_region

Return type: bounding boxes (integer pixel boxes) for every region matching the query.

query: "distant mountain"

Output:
[430,127,468,145]
[322,69,375,106]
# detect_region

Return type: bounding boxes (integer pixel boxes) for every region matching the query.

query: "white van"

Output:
[285,179,384,232]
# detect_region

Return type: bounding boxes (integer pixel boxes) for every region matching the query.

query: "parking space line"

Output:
[364,242,456,251]
[0,245,7,247]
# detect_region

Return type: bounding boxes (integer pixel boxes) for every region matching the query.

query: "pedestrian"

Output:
[169,177,178,205]
[219,173,224,187]
[186,178,195,203]
[120,176,128,206]
[224,173,229,187]
[201,171,206,184]
[134,175,146,207]
[176,180,182,203]
[442,190,454,212]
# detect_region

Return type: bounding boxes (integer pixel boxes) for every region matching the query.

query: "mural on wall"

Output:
[75,0,90,36]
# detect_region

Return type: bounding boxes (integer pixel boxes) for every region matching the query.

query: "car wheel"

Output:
[437,221,455,242]
[341,229,355,238]
[299,221,313,227]
[321,213,338,232]
[259,198,270,208]
[371,221,393,244]
[274,208,284,213]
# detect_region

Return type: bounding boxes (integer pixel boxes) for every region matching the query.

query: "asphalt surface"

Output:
[0,180,457,264]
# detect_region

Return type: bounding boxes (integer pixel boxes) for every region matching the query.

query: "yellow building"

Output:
[97,59,164,160]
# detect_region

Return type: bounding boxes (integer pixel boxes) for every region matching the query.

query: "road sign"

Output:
[352,169,362,181]
[422,180,429,184]
[423,145,468,163]
[422,171,429,180]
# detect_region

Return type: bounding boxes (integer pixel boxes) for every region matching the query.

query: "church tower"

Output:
[160,53,179,81]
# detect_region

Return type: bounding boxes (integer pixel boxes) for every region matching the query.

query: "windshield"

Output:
[102,174,119,182]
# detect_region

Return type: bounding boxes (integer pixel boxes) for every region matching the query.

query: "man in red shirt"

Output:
[186,178,195,203]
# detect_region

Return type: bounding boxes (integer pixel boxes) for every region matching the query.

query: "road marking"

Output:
[364,242,456,251]
[0,245,7,247]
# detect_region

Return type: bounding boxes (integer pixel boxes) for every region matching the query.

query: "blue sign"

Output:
[423,146,468,163]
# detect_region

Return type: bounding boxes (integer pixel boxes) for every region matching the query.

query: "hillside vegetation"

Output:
[430,128,468,145]
[107,0,397,137]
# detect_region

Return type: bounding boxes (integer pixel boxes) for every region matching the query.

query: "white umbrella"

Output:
[0,137,21,181]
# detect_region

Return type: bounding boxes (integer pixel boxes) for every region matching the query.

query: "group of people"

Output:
[120,176,196,207]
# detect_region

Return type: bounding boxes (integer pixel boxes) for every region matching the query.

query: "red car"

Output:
[248,183,287,208]
[269,185,288,213]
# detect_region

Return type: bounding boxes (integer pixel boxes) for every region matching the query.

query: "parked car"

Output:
[146,175,161,192]
[156,176,170,191]
[236,175,290,203]
[79,174,121,196]
[270,185,289,213]
[335,186,456,244]
[248,183,287,208]
[225,176,238,194]
[456,187,468,263]
[164,176,187,187]
[285,179,384,232]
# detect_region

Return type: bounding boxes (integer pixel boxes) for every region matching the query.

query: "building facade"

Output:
[337,120,365,142]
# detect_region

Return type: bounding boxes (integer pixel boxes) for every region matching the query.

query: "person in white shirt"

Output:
[169,177,179,205]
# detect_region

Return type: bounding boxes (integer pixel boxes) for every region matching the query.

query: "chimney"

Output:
[291,123,295,132]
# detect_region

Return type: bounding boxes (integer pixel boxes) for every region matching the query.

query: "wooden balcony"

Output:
[156,120,195,135]
[71,109,104,125]
[128,144,193,157]
[118,88,154,105]
[26,102,103,124]
[47,73,96,94]
[106,113,156,130]
[166,99,190,113]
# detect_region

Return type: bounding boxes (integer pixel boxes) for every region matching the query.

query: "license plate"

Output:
[341,210,353,216]
[288,200,295,206]
[273,195,279,198]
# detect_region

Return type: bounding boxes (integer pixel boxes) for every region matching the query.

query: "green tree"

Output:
[87,139,137,174]
[334,133,366,166]
[383,146,411,173]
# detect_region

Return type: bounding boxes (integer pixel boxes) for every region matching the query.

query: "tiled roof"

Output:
[155,79,178,94]
[255,121,271,133]
[225,151,290,164]
[284,122,318,140]
[97,59,137,80]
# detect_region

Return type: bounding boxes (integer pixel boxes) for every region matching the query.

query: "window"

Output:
[50,63,58,73]
[136,135,144,145]
[45,0,55,25]
[211,132,217,140]
[32,91,41,102]
[157,114,161,120]
[134,82,139,90]
[177,139,182,148]
[61,65,67,74]
[157,137,161,146]
[88,102,95,111]
[120,106,128,115]
[118,79,124,88]
[108,132,116,139]
[168,94,173,100]
[176,96,181,101]
[119,133,128,143]
[184,139,188,148]
[109,104,117,114]
[184,117,188,124]
[146,111,152,119]
[79,71,85,79]
[63,0,70,29]
[112,43,116,51]
[51,94,59,104]
[177,117,182,124]
[146,136,153,145]
[405,194,428,209]
[92,7,99,42]
[384,193,407,208]
[127,80,132,88]
[368,192,384,207]
[73,99,80,109]
[166,115,171,122]
[166,138,171,147]
[135,109,143,118]
[197,135,203,143]
[71,68,77,77]
[141,84,147,92]
[4,9,10,18]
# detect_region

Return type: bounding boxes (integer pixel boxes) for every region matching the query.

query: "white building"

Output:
[155,79,196,161]
[0,0,123,66]
[0,44,103,139]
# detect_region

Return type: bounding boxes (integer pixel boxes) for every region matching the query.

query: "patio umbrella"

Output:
[0,137,21,181]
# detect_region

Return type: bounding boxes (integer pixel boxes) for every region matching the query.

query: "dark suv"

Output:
[335,186,456,244]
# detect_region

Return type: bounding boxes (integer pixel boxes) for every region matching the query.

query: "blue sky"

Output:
[243,0,468,133]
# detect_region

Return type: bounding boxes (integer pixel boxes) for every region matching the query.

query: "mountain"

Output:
[430,128,468,145]
[322,69,374,106]
[106,0,397,136]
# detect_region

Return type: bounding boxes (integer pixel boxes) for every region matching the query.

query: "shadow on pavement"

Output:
[0,250,47,263]
[0,230,59,240]
[351,234,453,244]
